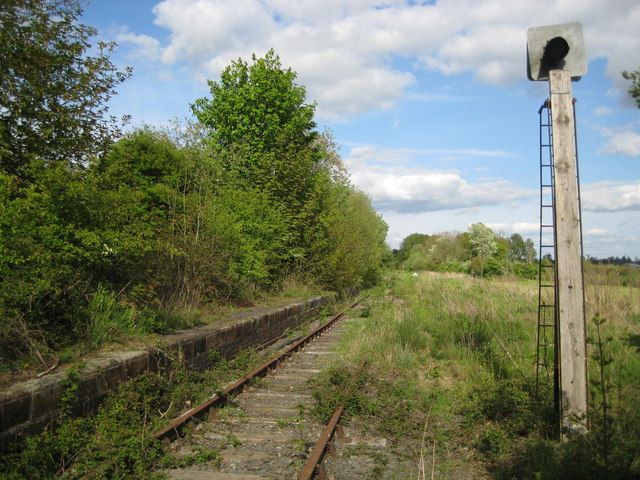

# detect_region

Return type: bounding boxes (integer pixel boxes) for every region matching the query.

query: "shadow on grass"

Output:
[490,435,603,480]
[624,333,640,353]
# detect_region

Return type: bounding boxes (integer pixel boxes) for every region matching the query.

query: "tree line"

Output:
[394,224,538,279]
[0,1,388,365]
[586,256,640,266]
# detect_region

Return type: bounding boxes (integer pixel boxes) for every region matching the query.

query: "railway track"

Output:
[158,300,365,479]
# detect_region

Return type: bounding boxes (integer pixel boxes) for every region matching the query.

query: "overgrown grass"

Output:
[0,282,330,386]
[86,284,210,347]
[0,347,264,479]
[312,270,640,479]
[0,296,347,479]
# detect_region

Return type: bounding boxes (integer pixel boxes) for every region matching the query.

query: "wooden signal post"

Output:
[528,23,588,435]
[549,69,588,434]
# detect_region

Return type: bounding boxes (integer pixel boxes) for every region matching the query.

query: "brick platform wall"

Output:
[0,295,331,442]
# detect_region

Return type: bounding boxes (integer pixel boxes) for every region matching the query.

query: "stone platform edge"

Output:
[0,294,333,442]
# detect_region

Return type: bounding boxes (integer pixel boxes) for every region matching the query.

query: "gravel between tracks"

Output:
[162,307,412,480]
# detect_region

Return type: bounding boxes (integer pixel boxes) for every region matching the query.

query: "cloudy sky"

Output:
[84,0,640,258]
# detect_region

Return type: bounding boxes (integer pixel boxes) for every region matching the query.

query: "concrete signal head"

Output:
[527,22,587,81]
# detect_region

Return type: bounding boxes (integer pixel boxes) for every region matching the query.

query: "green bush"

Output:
[403,247,431,271]
[302,175,388,290]
[476,425,509,462]
[513,262,538,280]
[468,377,542,437]
[1,53,390,366]
[484,257,506,277]
[437,259,470,273]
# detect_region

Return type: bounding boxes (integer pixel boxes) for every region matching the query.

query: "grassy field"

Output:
[2,269,638,479]
[317,270,640,479]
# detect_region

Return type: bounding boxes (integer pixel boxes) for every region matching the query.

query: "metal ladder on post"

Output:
[536,99,559,412]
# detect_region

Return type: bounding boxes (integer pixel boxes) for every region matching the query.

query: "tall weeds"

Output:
[325,271,640,479]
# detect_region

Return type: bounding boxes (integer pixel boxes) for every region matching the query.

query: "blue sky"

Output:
[83,0,640,258]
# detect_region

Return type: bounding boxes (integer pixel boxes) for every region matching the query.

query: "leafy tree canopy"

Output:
[396,233,430,263]
[508,233,528,262]
[0,0,131,179]
[192,49,317,161]
[469,223,497,259]
[192,50,321,246]
[468,223,497,277]
[622,67,640,108]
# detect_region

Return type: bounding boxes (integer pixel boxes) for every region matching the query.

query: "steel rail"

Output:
[299,405,345,480]
[298,359,367,480]
[153,299,362,442]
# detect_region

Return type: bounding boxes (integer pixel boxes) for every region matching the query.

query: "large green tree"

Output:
[508,233,528,262]
[0,0,131,178]
[468,223,497,277]
[192,50,317,204]
[192,50,323,268]
[396,233,430,264]
[192,49,316,156]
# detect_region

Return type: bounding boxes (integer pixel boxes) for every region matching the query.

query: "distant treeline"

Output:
[394,225,538,279]
[0,1,388,364]
[586,256,640,266]
[395,226,640,283]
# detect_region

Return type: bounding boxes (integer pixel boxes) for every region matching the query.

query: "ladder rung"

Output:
[541,264,554,268]
[540,283,555,287]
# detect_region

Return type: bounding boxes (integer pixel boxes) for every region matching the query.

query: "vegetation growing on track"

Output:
[313,270,640,479]
[0,301,352,479]
[0,347,264,479]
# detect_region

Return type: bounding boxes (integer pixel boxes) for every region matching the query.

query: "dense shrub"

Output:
[513,261,538,280]
[0,51,388,365]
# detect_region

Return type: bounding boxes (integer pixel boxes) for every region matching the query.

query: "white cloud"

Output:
[586,227,609,236]
[487,222,539,234]
[582,180,640,211]
[598,127,640,157]
[116,0,640,119]
[348,145,515,165]
[580,208,640,257]
[592,106,612,117]
[116,30,162,61]
[153,0,275,65]
[346,146,532,213]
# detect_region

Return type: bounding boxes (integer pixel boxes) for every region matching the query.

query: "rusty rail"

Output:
[298,359,367,480]
[153,299,362,442]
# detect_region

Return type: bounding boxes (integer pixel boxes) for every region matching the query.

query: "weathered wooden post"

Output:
[527,22,588,435]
